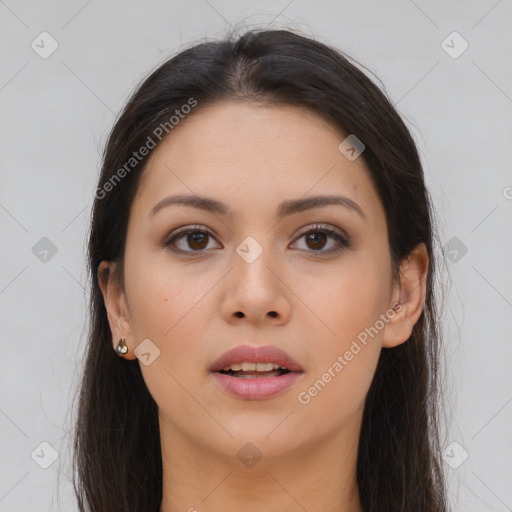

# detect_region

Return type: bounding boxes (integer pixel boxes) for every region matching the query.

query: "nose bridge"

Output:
[235,233,267,266]
[219,229,292,321]
[233,233,276,289]
[215,213,296,325]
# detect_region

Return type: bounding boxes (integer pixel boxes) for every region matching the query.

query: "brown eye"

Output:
[305,232,328,250]
[164,226,220,253]
[164,224,349,256]
[291,225,350,255]
[185,232,209,250]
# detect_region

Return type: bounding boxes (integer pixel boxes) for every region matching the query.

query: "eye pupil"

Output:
[307,232,327,250]
[188,232,208,250]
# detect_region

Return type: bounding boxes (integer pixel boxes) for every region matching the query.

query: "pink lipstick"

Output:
[209,345,304,400]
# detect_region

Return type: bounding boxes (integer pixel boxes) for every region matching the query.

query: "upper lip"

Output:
[209,345,304,373]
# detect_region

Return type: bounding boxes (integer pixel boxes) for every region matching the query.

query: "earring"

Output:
[115,337,128,354]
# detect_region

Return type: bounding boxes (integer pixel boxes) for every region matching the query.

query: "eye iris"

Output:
[187,232,208,250]
[306,232,327,250]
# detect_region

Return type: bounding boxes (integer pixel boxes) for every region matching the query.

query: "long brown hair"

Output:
[72,28,450,511]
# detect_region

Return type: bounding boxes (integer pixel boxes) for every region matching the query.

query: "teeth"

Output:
[221,362,287,372]
[256,362,274,372]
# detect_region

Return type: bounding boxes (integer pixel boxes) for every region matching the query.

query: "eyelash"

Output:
[163,223,350,256]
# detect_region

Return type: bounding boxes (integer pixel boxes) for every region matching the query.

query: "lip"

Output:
[211,371,303,400]
[209,345,304,373]
[209,345,305,401]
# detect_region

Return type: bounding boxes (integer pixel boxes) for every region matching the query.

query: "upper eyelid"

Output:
[293,223,346,237]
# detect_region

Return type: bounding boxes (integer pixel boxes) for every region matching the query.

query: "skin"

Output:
[98,101,428,512]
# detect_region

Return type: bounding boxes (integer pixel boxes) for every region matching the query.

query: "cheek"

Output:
[294,250,390,417]
[124,247,219,380]
[124,241,201,336]
[124,255,214,420]
[302,249,392,349]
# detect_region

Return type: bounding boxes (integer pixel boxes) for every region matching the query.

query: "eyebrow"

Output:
[149,194,367,222]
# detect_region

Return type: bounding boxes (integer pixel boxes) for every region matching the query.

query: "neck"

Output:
[158,416,363,512]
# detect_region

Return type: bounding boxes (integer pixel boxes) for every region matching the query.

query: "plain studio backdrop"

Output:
[0,1,511,511]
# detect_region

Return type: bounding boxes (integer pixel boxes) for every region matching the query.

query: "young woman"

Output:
[72,28,450,511]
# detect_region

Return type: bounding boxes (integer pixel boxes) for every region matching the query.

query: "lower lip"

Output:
[211,371,303,400]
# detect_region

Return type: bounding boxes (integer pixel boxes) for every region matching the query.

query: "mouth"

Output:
[209,344,304,373]
[209,345,304,400]
[218,362,292,379]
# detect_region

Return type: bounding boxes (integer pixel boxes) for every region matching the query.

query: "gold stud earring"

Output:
[115,337,128,354]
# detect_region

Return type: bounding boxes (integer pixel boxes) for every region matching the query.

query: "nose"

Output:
[219,239,292,326]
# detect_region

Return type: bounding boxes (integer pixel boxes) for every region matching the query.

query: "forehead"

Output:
[131,101,385,227]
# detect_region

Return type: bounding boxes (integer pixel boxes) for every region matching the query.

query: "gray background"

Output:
[1,1,511,511]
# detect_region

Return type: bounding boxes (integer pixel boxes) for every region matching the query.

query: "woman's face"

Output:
[103,101,409,466]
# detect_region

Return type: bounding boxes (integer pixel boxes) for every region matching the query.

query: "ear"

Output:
[382,243,429,348]
[97,260,137,360]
